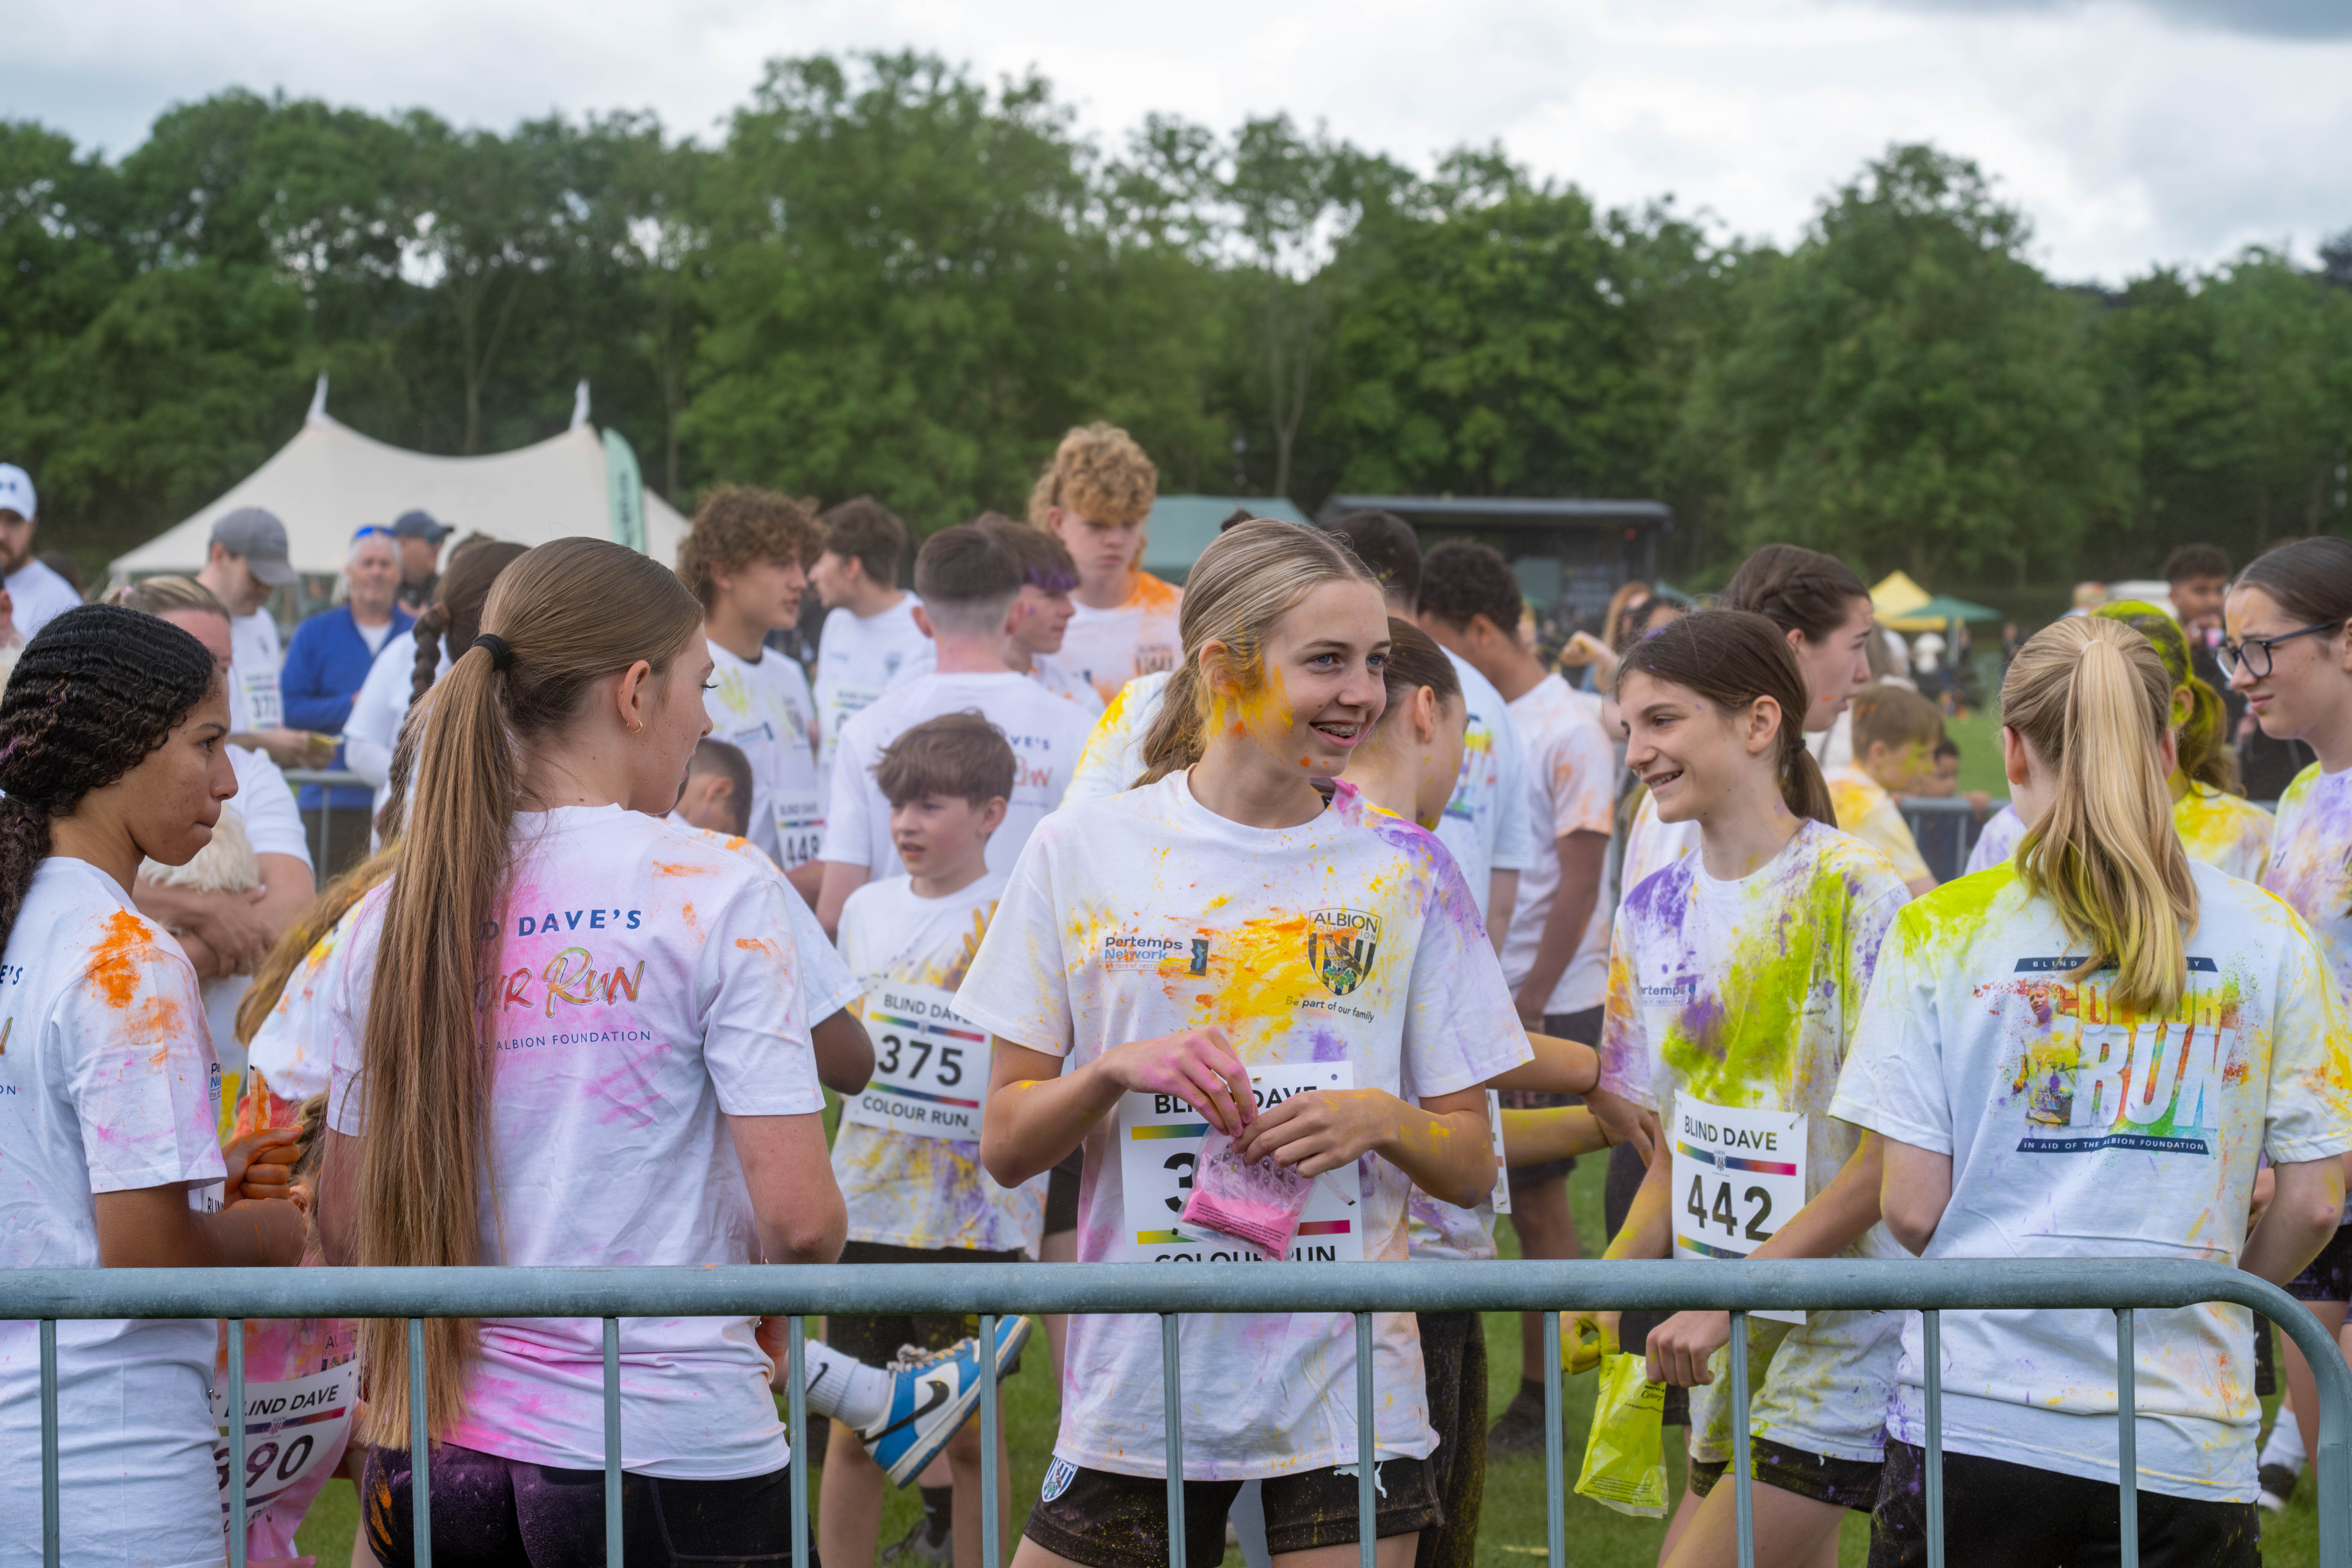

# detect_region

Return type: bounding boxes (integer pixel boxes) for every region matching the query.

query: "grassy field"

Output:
[291,1155,2320,1565]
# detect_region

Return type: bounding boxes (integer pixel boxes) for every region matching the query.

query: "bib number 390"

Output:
[1671,1094,1807,1326]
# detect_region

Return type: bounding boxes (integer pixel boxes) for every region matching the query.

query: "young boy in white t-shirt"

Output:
[811,496,929,778]
[680,485,828,899]
[815,524,1096,933]
[1824,682,1940,896]
[824,712,1039,1568]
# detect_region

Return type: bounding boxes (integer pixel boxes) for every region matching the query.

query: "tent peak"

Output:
[305,371,335,429]
[570,380,591,432]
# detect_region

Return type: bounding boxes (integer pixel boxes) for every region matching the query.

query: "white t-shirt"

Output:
[1064,669,1170,804]
[354,616,395,656]
[955,775,1530,1480]
[1435,652,1534,922]
[707,640,825,870]
[889,639,1107,719]
[2264,763,2352,996]
[1963,804,2025,877]
[1498,674,1618,1016]
[1830,859,2352,1501]
[0,860,227,1568]
[814,597,929,780]
[1037,573,1184,706]
[821,671,1095,880]
[1621,790,1701,896]
[833,872,1046,1252]
[230,609,283,733]
[203,744,313,1109]
[5,557,82,641]
[345,635,433,836]
[1825,764,1931,885]
[326,807,824,1480]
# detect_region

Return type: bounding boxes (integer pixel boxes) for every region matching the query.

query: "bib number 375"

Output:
[1671,1094,1807,1326]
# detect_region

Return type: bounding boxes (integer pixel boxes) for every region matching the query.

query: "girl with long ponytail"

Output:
[0,605,305,1564]
[1964,599,2270,880]
[964,520,1532,1565]
[1832,614,2352,1563]
[314,537,847,1565]
[1583,609,1914,1568]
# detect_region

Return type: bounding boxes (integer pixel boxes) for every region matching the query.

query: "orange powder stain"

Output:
[651,861,707,878]
[87,909,157,1010]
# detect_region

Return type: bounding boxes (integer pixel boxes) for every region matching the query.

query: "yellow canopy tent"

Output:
[1870,571,1931,621]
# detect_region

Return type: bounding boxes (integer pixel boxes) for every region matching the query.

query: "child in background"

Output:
[673,738,758,839]
[1826,683,1943,895]
[823,712,1040,1568]
[680,486,828,898]
[1028,422,1179,705]
[890,518,1106,719]
[812,497,928,778]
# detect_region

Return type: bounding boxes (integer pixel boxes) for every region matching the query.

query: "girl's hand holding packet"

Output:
[1181,1126,1314,1260]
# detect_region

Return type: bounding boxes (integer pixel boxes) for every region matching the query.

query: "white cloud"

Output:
[8,0,2349,282]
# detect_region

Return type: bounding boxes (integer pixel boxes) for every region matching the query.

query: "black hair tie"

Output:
[472,634,513,672]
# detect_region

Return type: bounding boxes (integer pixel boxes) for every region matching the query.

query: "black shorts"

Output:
[1689,1436,1880,1512]
[1414,1312,1485,1568]
[825,1239,1025,1372]
[1025,1456,1441,1568]
[1867,1438,2257,1568]
[2285,1221,2352,1302]
[1502,1006,1603,1189]
[363,1442,816,1568]
[1045,1148,1084,1236]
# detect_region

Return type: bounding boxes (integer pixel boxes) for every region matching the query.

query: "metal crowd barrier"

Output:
[1896,797,1997,885]
[7,1258,2344,1568]
[279,769,371,878]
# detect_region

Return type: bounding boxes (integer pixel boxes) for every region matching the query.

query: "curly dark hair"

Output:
[0,603,217,951]
[680,486,824,609]
[1418,540,1523,634]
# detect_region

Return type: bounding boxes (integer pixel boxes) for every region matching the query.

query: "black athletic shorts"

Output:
[364,1442,817,1568]
[1868,1439,2257,1568]
[1045,1148,1084,1236]
[1413,1312,1485,1568]
[1687,1435,1880,1513]
[825,1239,1025,1375]
[2285,1221,2352,1302]
[1502,1005,1604,1188]
[1025,1455,1440,1568]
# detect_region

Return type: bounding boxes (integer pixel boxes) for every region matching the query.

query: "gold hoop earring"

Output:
[629,720,642,735]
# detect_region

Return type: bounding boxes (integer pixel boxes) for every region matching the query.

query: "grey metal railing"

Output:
[1897,796,1999,884]
[280,768,370,876]
[7,1258,2344,1568]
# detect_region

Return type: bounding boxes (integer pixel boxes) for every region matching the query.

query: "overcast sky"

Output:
[11,0,2349,283]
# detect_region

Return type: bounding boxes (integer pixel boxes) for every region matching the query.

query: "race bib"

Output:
[1672,1093,1805,1326]
[237,669,282,732]
[1113,1062,1363,1263]
[212,1360,357,1514]
[1488,1089,1511,1216]
[839,984,989,1140]
[773,800,825,870]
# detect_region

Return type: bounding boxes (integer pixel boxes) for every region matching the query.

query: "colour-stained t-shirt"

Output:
[1963,804,2025,877]
[955,775,1530,1480]
[822,672,1095,880]
[1972,789,2278,886]
[1436,652,1534,923]
[707,640,825,870]
[1038,573,1184,706]
[1064,669,1170,805]
[1601,820,1910,1233]
[832,872,1046,1253]
[2263,763,2352,998]
[1620,790,1700,906]
[1825,764,1931,885]
[814,596,929,781]
[1830,860,2352,1502]
[326,806,824,1481]
[0,859,228,1568]
[1498,674,1618,1014]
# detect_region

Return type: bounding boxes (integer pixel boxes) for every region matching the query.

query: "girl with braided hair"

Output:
[1585,608,1914,1568]
[0,603,306,1566]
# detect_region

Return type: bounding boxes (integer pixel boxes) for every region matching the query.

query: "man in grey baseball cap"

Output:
[196,506,325,769]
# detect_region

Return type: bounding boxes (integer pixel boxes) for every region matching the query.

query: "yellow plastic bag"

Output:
[1573,1352,1669,1517]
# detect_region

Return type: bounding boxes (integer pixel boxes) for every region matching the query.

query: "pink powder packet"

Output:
[1181,1126,1314,1260]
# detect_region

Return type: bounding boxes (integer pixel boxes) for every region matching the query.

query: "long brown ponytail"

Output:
[1613,609,1836,827]
[2001,616,2197,1017]
[1136,519,1375,786]
[354,538,703,1447]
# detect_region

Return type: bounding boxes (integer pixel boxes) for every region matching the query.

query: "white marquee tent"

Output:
[108,381,686,586]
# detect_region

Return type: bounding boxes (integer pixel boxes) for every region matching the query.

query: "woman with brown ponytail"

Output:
[0,605,305,1566]
[312,538,845,1566]
[1833,614,2351,1565]
[1586,609,1915,1568]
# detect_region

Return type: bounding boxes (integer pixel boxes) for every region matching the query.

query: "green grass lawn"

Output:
[293,1155,2320,1565]
[1940,706,2007,798]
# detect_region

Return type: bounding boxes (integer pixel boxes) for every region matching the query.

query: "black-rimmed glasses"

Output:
[2217,622,2340,680]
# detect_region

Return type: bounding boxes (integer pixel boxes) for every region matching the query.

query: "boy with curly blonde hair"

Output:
[678,484,827,894]
[1026,423,1178,704]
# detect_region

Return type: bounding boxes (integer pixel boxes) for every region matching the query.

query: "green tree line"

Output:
[6,51,2350,594]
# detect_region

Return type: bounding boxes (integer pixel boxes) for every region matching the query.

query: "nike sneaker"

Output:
[861,1315,1032,1488]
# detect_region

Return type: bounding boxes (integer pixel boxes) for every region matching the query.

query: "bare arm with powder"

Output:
[1484,1031,1599,1095]
[980,1029,1257,1189]
[1236,1086,1496,1210]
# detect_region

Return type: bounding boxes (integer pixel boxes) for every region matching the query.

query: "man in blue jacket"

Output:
[281,526,412,874]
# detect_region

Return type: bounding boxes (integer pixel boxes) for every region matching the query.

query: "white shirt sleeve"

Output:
[2260,905,2352,1164]
[344,638,420,788]
[228,746,313,867]
[819,715,878,868]
[1399,866,1533,1097]
[694,877,824,1118]
[951,827,1075,1057]
[786,880,862,1020]
[1827,915,1953,1154]
[59,932,227,1191]
[1595,903,1652,1107]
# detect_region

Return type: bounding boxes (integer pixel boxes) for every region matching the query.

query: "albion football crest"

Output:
[1307,909,1380,995]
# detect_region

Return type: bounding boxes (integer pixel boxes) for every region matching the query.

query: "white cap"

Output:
[0,465,32,521]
